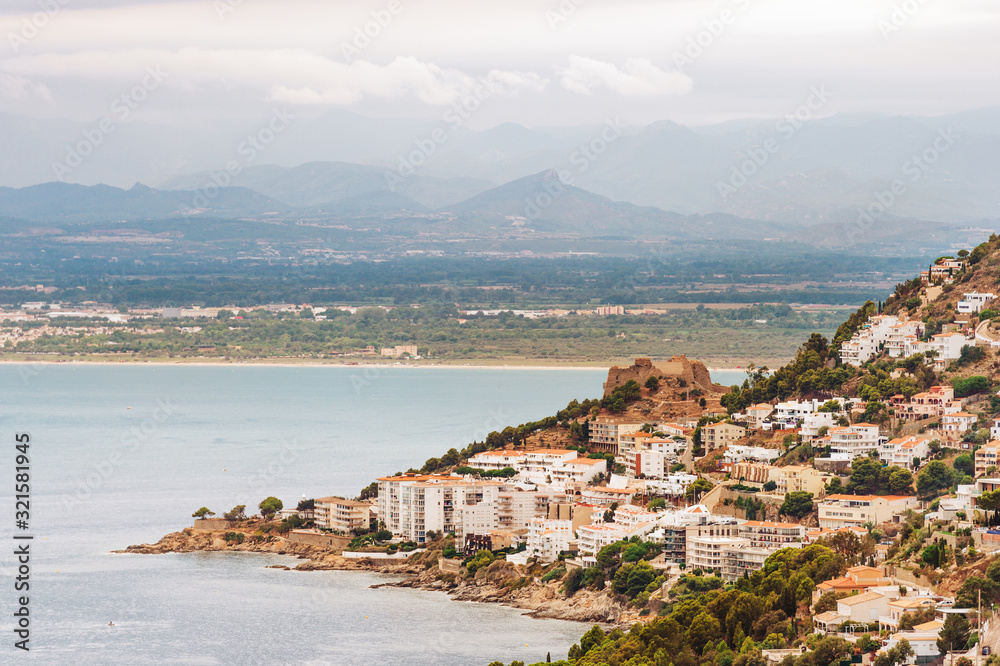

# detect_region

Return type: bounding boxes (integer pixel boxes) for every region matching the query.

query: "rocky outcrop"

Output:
[381,564,628,624]
[603,356,722,397]
[121,528,626,625]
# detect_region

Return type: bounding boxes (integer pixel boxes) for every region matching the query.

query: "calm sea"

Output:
[0,364,744,665]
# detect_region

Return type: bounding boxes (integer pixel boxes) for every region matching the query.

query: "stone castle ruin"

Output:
[602,356,724,398]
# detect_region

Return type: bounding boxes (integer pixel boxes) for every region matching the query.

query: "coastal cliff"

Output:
[119,528,627,624]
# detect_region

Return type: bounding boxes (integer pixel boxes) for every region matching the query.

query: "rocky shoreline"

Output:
[118,528,626,624]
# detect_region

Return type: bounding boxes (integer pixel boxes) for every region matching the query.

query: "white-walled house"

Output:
[941,411,978,434]
[801,412,836,441]
[827,423,882,458]
[957,291,996,314]
[879,435,932,469]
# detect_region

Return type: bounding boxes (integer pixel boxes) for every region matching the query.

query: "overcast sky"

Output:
[0,0,997,129]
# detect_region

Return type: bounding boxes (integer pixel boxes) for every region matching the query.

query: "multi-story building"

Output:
[744,405,774,430]
[378,473,464,535]
[688,535,748,574]
[976,442,1000,476]
[800,412,836,441]
[618,430,655,459]
[589,420,645,454]
[623,446,665,479]
[992,419,1000,441]
[818,495,918,529]
[737,520,806,548]
[723,445,781,464]
[702,422,747,449]
[891,385,957,420]
[495,490,571,531]
[941,412,978,434]
[577,521,654,561]
[774,466,832,496]
[721,542,774,582]
[466,449,526,471]
[957,291,996,314]
[377,473,501,545]
[313,497,371,533]
[518,449,607,489]
[920,258,965,284]
[730,462,773,487]
[526,518,573,562]
[773,400,821,421]
[841,314,908,366]
[884,321,923,358]
[879,435,931,469]
[825,423,882,459]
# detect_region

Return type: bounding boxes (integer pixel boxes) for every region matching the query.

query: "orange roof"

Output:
[473,449,526,457]
[567,457,606,466]
[314,497,370,507]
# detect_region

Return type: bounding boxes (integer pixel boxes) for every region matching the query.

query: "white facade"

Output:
[957,291,996,314]
[801,412,836,441]
[841,314,908,366]
[773,399,820,421]
[526,518,573,563]
[723,445,781,464]
[941,412,977,433]
[827,423,882,459]
[879,435,932,468]
[466,449,526,471]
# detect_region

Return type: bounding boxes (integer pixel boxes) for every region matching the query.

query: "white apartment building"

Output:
[737,521,807,548]
[818,495,918,529]
[903,332,968,369]
[614,504,659,527]
[577,522,653,561]
[723,445,781,464]
[624,446,665,479]
[879,435,932,469]
[841,314,907,366]
[377,473,501,544]
[801,412,836,441]
[991,419,1000,441]
[495,490,571,532]
[644,473,698,497]
[773,399,820,421]
[466,449,526,471]
[885,321,923,358]
[941,412,977,434]
[957,291,996,314]
[826,423,883,459]
[688,535,749,573]
[526,518,573,563]
[648,437,687,458]
[721,542,773,582]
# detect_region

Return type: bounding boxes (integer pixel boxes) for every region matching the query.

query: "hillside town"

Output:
[268,351,1000,664]
[168,250,1000,666]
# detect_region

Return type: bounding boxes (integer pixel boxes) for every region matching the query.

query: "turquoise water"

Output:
[0,364,608,665]
[0,364,740,664]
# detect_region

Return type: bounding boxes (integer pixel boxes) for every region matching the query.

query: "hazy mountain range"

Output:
[1,108,998,251]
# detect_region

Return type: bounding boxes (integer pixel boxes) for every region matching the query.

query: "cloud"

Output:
[1,49,545,106]
[558,55,692,96]
[0,73,50,100]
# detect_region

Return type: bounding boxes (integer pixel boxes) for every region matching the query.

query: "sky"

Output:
[0,0,997,129]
